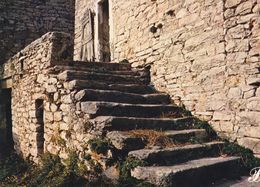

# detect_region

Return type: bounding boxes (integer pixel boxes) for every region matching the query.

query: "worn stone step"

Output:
[128,141,224,165]
[64,80,155,94]
[131,156,241,187]
[165,129,208,143]
[91,116,194,131]
[53,60,132,71]
[58,70,145,84]
[106,131,146,151]
[75,89,170,104]
[106,129,207,151]
[50,65,140,76]
[81,102,185,118]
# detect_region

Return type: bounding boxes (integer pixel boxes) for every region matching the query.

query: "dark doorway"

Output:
[35,99,44,154]
[98,0,111,62]
[0,89,14,151]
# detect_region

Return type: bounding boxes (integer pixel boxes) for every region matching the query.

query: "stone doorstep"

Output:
[91,116,194,131]
[131,156,240,187]
[128,141,224,164]
[81,101,184,118]
[57,70,145,84]
[75,89,170,104]
[66,80,155,94]
[106,129,208,151]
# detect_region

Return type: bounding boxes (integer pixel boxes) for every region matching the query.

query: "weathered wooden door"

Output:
[80,9,95,62]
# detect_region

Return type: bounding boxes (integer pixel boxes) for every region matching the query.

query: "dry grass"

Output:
[160,111,184,118]
[128,129,176,148]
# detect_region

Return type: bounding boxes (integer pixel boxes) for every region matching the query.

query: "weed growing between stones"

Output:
[193,118,218,140]
[118,156,153,187]
[193,118,260,171]
[221,142,260,171]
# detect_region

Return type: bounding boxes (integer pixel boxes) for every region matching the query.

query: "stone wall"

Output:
[74,0,260,156]
[3,32,73,161]
[0,0,75,64]
[3,32,107,168]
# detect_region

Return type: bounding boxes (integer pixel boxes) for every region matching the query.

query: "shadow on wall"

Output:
[0,0,75,64]
[0,89,13,154]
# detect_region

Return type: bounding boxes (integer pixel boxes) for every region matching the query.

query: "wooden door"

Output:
[80,9,95,62]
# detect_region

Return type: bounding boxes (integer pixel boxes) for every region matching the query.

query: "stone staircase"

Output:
[53,61,241,186]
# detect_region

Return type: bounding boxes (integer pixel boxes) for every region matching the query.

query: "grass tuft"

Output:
[129,129,175,148]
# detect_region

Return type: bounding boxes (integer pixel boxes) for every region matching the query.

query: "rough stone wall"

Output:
[2,32,105,167]
[75,0,260,156]
[2,32,73,161]
[0,0,75,64]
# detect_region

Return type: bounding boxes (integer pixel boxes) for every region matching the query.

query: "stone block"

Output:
[247,97,260,111]
[237,137,260,154]
[212,112,233,121]
[60,122,70,131]
[225,0,242,8]
[235,1,254,15]
[239,126,260,138]
[228,87,242,99]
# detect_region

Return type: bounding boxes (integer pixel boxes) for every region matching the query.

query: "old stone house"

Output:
[0,0,259,185]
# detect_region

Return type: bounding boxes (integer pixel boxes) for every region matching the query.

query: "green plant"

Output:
[88,138,112,155]
[57,137,66,148]
[28,151,88,187]
[118,156,152,187]
[193,118,218,139]
[0,152,30,185]
[221,142,260,170]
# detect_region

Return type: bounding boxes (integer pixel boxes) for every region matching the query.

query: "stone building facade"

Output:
[74,0,260,156]
[0,0,75,64]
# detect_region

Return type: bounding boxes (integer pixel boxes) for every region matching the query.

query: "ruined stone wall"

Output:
[4,32,73,161]
[75,0,260,156]
[0,0,75,64]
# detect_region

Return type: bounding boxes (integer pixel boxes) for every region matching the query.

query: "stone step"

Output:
[81,102,185,118]
[91,116,194,131]
[128,141,224,165]
[53,60,132,71]
[131,156,241,187]
[165,129,208,143]
[106,131,146,151]
[64,80,155,94]
[50,65,140,76]
[58,70,145,84]
[75,89,170,104]
[106,129,207,151]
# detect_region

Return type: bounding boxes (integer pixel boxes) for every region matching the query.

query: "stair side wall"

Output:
[74,0,260,156]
